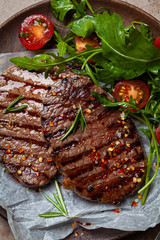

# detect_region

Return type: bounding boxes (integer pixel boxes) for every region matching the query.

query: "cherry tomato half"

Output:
[113,80,149,109]
[75,34,100,52]
[19,14,54,50]
[153,36,160,50]
[155,125,160,145]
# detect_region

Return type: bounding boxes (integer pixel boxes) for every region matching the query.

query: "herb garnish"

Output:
[61,106,87,141]
[19,32,29,38]
[39,180,68,218]
[4,95,27,113]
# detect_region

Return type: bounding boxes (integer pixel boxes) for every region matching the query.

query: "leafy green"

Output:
[94,12,160,79]
[69,15,95,37]
[125,22,153,43]
[139,128,151,140]
[54,30,75,57]
[51,0,86,22]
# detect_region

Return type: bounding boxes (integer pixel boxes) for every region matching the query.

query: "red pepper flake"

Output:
[75,232,79,237]
[72,223,76,229]
[58,182,62,187]
[118,169,125,174]
[6,144,10,148]
[36,172,40,177]
[12,175,14,179]
[91,96,95,101]
[18,148,24,154]
[45,128,49,132]
[76,221,82,225]
[115,149,120,153]
[119,143,123,147]
[7,149,11,153]
[126,147,130,152]
[47,158,53,162]
[49,122,54,127]
[52,91,57,96]
[9,154,12,158]
[131,201,138,207]
[60,113,65,117]
[113,208,119,213]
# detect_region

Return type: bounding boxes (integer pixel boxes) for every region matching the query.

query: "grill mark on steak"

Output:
[41,66,146,203]
[0,66,57,187]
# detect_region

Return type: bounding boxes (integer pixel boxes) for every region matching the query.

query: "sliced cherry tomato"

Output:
[155,125,160,145]
[75,34,100,52]
[153,36,160,50]
[19,14,54,50]
[113,80,149,109]
[75,34,100,64]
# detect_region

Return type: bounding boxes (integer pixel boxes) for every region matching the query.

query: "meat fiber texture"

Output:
[0,52,160,240]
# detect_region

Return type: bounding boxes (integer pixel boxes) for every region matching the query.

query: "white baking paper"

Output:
[0,51,160,240]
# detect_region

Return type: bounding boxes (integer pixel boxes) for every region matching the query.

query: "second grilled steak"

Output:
[0,66,57,187]
[41,64,146,203]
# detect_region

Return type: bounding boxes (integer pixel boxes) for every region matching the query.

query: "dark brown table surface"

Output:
[0,1,160,239]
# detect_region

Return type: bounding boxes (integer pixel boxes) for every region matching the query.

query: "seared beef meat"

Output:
[0,64,145,202]
[0,66,57,187]
[41,64,146,203]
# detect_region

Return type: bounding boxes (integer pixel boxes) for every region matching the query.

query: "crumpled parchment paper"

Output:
[0,51,160,240]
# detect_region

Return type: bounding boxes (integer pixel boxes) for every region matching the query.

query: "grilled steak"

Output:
[41,64,146,203]
[0,66,57,187]
[0,64,145,202]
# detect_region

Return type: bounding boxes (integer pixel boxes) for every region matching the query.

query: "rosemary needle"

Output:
[61,106,87,141]
[4,95,27,113]
[39,180,68,218]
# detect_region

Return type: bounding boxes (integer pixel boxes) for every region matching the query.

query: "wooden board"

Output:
[0,0,160,239]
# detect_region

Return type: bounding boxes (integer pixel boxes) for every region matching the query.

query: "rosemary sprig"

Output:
[4,95,27,113]
[61,106,87,141]
[39,180,68,218]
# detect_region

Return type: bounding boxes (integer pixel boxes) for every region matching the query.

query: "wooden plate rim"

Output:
[0,0,159,30]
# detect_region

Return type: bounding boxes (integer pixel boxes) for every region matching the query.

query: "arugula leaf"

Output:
[51,0,86,22]
[125,22,153,44]
[140,128,152,140]
[94,12,160,79]
[10,54,55,72]
[69,15,95,37]
[54,30,75,57]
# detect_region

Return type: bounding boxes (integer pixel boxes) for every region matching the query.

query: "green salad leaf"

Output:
[94,12,160,79]
[51,0,86,22]
[69,15,95,37]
